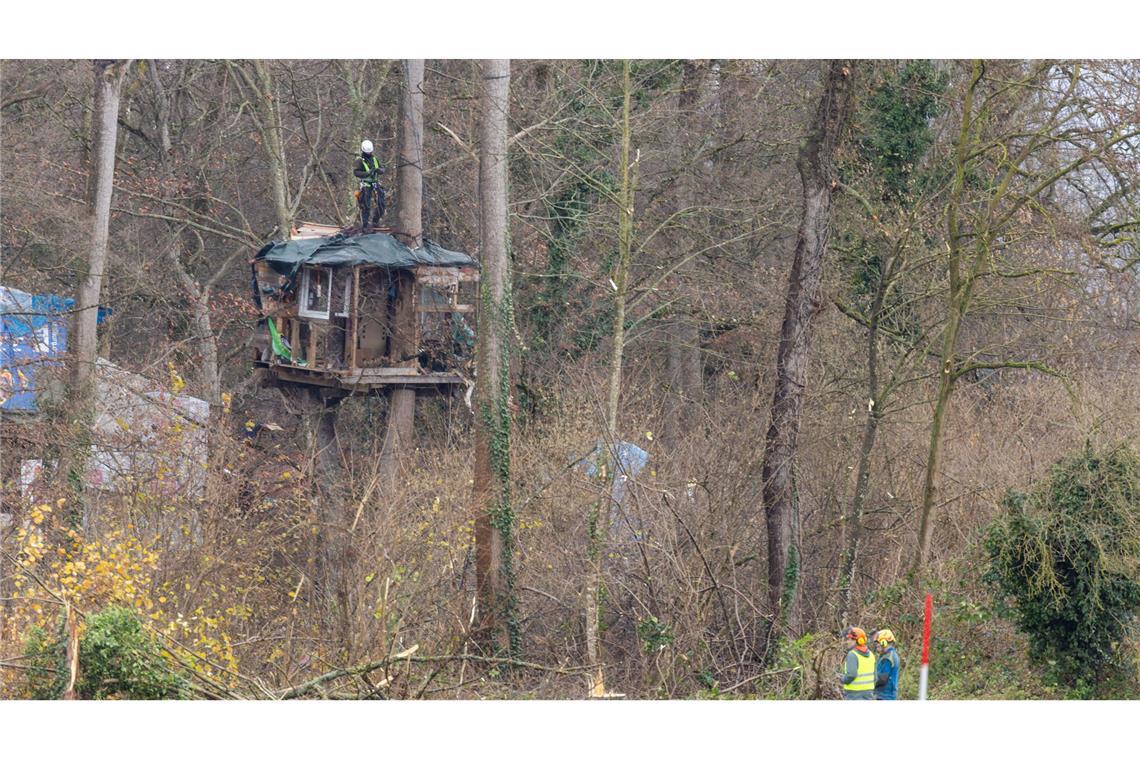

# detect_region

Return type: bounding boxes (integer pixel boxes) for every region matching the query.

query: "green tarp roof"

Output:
[256,233,478,279]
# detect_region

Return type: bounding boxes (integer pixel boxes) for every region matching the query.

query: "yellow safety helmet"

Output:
[874,629,895,646]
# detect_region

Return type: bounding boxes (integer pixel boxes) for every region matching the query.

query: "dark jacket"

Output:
[875,647,901,700]
[353,153,384,185]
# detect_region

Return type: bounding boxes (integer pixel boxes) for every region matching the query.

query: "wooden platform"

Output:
[255,361,467,394]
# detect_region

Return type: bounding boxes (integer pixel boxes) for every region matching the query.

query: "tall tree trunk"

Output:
[472,58,517,654]
[66,59,127,529]
[257,62,292,238]
[911,62,1128,573]
[393,59,424,246]
[82,63,107,210]
[587,59,636,697]
[761,60,853,631]
[914,243,977,572]
[913,61,983,574]
[72,60,124,406]
[282,384,352,660]
[310,391,352,659]
[379,59,425,481]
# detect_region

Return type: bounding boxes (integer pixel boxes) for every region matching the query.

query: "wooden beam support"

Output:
[349,266,360,369]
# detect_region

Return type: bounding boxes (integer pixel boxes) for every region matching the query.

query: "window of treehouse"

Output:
[299,266,332,320]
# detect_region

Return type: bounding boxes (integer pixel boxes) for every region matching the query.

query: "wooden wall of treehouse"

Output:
[253,261,478,379]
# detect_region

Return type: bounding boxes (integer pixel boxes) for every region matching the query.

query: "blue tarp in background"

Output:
[581,440,650,544]
[0,285,109,413]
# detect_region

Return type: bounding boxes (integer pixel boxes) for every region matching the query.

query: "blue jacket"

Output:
[875,647,900,700]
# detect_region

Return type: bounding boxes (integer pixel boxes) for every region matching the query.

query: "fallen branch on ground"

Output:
[279,647,589,699]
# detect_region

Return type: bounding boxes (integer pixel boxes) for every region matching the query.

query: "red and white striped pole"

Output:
[919,592,932,700]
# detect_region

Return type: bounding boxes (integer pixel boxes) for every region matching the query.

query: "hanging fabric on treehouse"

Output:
[265,319,301,365]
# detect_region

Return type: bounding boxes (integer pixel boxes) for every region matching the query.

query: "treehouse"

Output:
[251,223,479,395]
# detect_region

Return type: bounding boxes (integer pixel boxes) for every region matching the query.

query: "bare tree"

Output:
[310,392,352,659]
[913,60,1140,572]
[146,61,222,405]
[66,59,129,525]
[586,59,638,697]
[761,60,853,630]
[379,59,425,481]
[227,61,294,238]
[472,58,518,655]
[5,57,1137,700]
[831,59,949,624]
[71,60,127,404]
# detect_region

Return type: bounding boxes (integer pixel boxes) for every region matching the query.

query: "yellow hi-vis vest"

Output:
[844,649,876,692]
[358,155,380,186]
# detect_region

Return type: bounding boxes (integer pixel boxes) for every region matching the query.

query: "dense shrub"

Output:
[23,606,187,699]
[985,444,1140,686]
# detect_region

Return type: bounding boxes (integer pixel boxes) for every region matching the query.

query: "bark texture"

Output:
[472,58,516,653]
[379,59,425,481]
[67,60,126,527]
[762,60,853,630]
[394,59,424,247]
[71,61,125,407]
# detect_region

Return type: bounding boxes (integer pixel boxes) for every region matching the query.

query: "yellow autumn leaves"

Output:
[3,510,240,692]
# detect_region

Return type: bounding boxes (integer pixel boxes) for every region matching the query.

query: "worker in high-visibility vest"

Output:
[872,628,901,700]
[839,626,876,699]
[353,139,385,229]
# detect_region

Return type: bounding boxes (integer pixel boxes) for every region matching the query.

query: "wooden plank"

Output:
[265,364,462,391]
[62,603,79,700]
[268,366,342,389]
[414,266,461,287]
[291,222,342,239]
[415,304,475,313]
[340,373,465,387]
[358,367,428,377]
[414,265,480,283]
[411,271,420,362]
[268,361,326,374]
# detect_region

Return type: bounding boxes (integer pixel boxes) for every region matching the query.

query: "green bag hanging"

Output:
[266,319,292,362]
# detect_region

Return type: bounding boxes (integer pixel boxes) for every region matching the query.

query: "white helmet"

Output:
[361,139,374,154]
